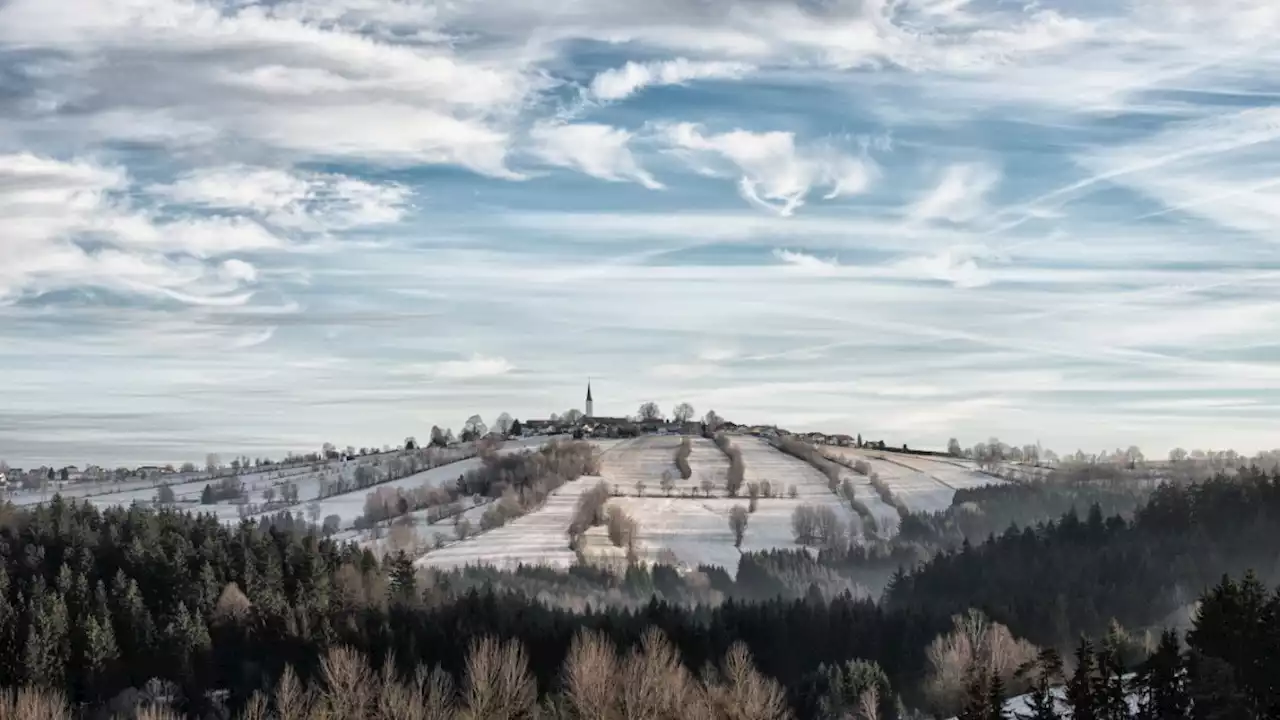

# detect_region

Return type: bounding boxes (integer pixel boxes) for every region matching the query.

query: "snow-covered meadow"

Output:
[415,434,867,576]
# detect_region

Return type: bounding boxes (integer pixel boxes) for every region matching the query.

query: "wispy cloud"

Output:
[4,0,1280,465]
[662,123,874,215]
[529,122,662,188]
[588,59,754,102]
[428,354,515,380]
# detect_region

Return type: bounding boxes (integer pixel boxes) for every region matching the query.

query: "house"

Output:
[830,434,854,447]
[521,419,561,436]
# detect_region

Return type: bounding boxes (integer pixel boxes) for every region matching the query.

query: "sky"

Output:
[1,0,1279,467]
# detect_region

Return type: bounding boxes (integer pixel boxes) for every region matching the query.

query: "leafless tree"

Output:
[747,482,760,513]
[788,484,798,499]
[947,438,963,457]
[792,504,818,545]
[458,638,537,720]
[924,609,1038,716]
[672,402,696,423]
[635,480,646,497]
[660,469,676,496]
[562,630,619,719]
[729,506,749,547]
[205,453,221,473]
[308,501,322,526]
[703,409,723,430]
[707,642,790,720]
[494,412,515,437]
[455,518,473,541]
[700,478,715,497]
[637,402,662,421]
[463,415,488,440]
[318,646,372,720]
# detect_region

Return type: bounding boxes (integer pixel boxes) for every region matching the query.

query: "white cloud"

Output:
[664,123,874,215]
[773,248,840,275]
[0,0,538,177]
[0,153,270,303]
[429,354,514,379]
[529,122,662,189]
[910,163,1001,223]
[152,165,412,230]
[589,58,753,102]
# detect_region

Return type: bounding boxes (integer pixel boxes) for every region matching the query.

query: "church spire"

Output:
[585,380,594,418]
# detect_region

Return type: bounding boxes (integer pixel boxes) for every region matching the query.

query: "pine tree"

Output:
[1067,637,1099,720]
[389,551,417,603]
[1136,629,1187,720]
[988,672,1009,720]
[1097,628,1132,720]
[958,670,990,720]
[1017,649,1063,720]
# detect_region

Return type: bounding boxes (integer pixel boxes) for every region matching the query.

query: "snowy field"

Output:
[415,437,865,576]
[415,474,601,571]
[242,436,557,531]
[579,493,857,576]
[596,435,686,493]
[824,447,957,515]
[734,435,835,501]
[874,453,1009,491]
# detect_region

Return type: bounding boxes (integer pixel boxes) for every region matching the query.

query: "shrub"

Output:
[675,437,693,480]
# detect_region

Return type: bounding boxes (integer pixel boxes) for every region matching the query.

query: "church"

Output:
[519,382,631,437]
[577,381,632,435]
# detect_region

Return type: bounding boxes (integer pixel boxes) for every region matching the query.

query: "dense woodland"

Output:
[1,466,1279,718]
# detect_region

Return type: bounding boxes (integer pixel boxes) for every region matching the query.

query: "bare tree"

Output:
[635,480,646,497]
[660,469,675,496]
[454,518,473,541]
[924,609,1038,716]
[729,505,749,547]
[263,486,276,505]
[459,638,537,720]
[637,402,662,421]
[788,484,799,499]
[562,408,584,424]
[562,631,619,720]
[703,409,723,430]
[792,504,818,545]
[493,412,515,437]
[700,478,715,497]
[672,402,696,423]
[747,482,760,513]
[947,438,963,457]
[707,643,790,720]
[205,453,221,473]
[308,500,322,526]
[463,415,488,440]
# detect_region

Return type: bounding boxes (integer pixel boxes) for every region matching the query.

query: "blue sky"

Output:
[2,0,1279,466]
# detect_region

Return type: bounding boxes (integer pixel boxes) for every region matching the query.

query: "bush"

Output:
[729,506,749,547]
[675,437,693,480]
[714,433,746,497]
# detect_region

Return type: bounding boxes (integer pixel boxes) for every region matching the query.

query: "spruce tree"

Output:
[1067,637,1099,720]
[959,670,991,720]
[988,672,1009,720]
[1017,649,1064,720]
[1136,629,1187,720]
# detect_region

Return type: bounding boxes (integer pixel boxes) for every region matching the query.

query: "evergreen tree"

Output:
[1136,629,1188,720]
[389,551,417,603]
[1017,649,1063,720]
[1067,637,1099,720]
[1097,627,1132,720]
[987,672,1009,720]
[958,670,990,720]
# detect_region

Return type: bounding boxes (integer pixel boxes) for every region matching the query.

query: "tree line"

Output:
[2,468,1280,717]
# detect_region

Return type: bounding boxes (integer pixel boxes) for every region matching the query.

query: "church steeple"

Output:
[585,381,594,418]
